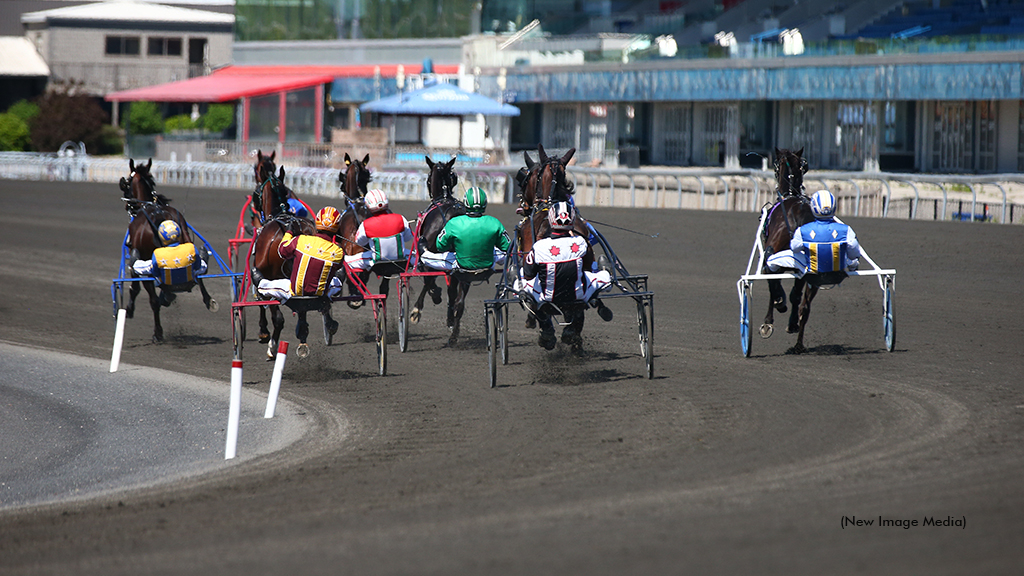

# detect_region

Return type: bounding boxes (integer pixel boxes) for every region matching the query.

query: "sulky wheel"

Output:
[375,303,388,376]
[232,307,245,360]
[398,277,409,352]
[486,306,498,388]
[884,277,896,352]
[741,283,752,358]
[637,297,654,379]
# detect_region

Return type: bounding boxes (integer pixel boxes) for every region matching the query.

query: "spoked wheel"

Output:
[498,302,509,365]
[112,282,124,318]
[637,296,654,379]
[486,306,498,388]
[322,312,333,346]
[375,302,388,376]
[884,276,896,352]
[398,277,409,352]
[741,282,752,358]
[232,307,244,360]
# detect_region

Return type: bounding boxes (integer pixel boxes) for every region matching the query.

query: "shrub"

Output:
[202,103,234,133]
[29,81,109,152]
[165,114,198,132]
[123,101,163,135]
[95,124,125,155]
[0,113,31,151]
[7,100,40,125]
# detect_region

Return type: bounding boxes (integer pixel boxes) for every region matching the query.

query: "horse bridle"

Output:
[428,164,458,201]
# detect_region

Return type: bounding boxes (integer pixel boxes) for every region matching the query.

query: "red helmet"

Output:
[315,206,342,233]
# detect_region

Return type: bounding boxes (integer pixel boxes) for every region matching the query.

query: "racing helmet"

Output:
[365,188,389,213]
[157,220,181,245]
[465,187,487,214]
[810,190,837,220]
[315,206,342,233]
[548,201,576,231]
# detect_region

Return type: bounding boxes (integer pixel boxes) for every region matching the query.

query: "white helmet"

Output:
[548,201,576,231]
[364,188,389,213]
[810,190,836,220]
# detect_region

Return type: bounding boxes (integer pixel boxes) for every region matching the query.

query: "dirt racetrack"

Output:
[1,179,1023,575]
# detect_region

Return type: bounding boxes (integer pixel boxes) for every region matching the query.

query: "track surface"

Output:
[1,179,1022,574]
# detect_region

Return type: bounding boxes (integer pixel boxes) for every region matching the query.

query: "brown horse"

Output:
[249,162,319,359]
[759,147,816,352]
[409,156,477,345]
[119,158,216,343]
[517,144,576,215]
[335,153,377,306]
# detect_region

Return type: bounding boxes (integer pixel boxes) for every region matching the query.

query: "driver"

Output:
[518,201,611,350]
[767,190,861,278]
[132,220,208,287]
[420,188,510,272]
[257,206,346,301]
[345,189,413,272]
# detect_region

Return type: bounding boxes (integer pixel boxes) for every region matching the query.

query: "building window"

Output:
[148,37,183,56]
[105,36,140,56]
[976,101,996,173]
[1018,101,1024,171]
[791,103,820,168]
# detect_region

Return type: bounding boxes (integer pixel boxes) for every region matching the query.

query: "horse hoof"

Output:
[773,298,787,313]
[152,333,163,344]
[787,344,807,355]
[258,332,270,344]
[525,316,536,329]
[207,299,219,313]
[787,325,799,334]
[266,343,276,361]
[447,335,458,347]
[430,287,442,305]
[296,343,310,359]
[760,324,774,339]
[347,300,364,310]
[410,308,421,324]
[597,305,613,322]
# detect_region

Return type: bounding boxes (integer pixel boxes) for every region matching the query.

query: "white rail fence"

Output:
[2,152,1022,224]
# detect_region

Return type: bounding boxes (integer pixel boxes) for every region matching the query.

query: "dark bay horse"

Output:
[249,161,319,359]
[120,158,216,343]
[517,144,576,215]
[335,153,381,306]
[760,147,816,352]
[409,156,475,345]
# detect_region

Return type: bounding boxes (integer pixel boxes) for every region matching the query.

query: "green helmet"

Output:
[465,187,487,213]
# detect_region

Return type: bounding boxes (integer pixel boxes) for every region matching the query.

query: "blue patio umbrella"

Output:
[359,82,520,117]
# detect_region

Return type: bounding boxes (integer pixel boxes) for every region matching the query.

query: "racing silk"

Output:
[523,234,590,302]
[135,243,204,286]
[791,219,861,274]
[278,232,346,297]
[354,212,413,263]
[436,214,511,270]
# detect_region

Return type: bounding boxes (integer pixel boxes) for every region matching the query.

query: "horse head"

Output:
[533,145,576,207]
[121,158,170,212]
[774,147,808,198]
[254,149,277,186]
[425,155,458,202]
[340,153,371,205]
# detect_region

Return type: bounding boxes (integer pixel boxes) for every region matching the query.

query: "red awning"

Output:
[105,71,335,103]
[104,64,462,103]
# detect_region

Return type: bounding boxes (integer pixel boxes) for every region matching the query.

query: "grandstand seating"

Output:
[845,0,1024,39]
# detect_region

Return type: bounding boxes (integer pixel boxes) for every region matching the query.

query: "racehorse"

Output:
[334,153,381,306]
[759,147,816,352]
[513,147,609,345]
[119,158,216,343]
[408,156,475,345]
[248,162,321,359]
[517,144,576,214]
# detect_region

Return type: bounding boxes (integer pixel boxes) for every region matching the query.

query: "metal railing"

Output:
[2,152,1021,224]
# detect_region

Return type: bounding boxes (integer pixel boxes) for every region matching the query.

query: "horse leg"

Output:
[258,305,271,343]
[295,310,310,359]
[447,281,469,347]
[561,303,585,351]
[378,276,390,297]
[445,278,460,330]
[266,304,285,361]
[786,278,806,334]
[411,276,435,324]
[197,279,219,312]
[144,282,163,343]
[126,279,140,319]
[790,283,819,354]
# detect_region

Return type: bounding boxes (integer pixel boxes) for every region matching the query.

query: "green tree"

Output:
[123,101,164,135]
[165,114,198,132]
[201,104,234,133]
[0,113,31,151]
[29,81,109,152]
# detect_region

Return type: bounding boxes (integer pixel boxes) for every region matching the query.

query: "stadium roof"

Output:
[0,37,50,76]
[21,1,234,25]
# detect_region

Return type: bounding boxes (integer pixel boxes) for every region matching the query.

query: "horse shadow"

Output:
[782,344,887,356]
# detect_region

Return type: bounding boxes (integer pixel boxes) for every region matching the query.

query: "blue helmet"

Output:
[810,190,836,220]
[286,198,308,218]
[157,220,181,245]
